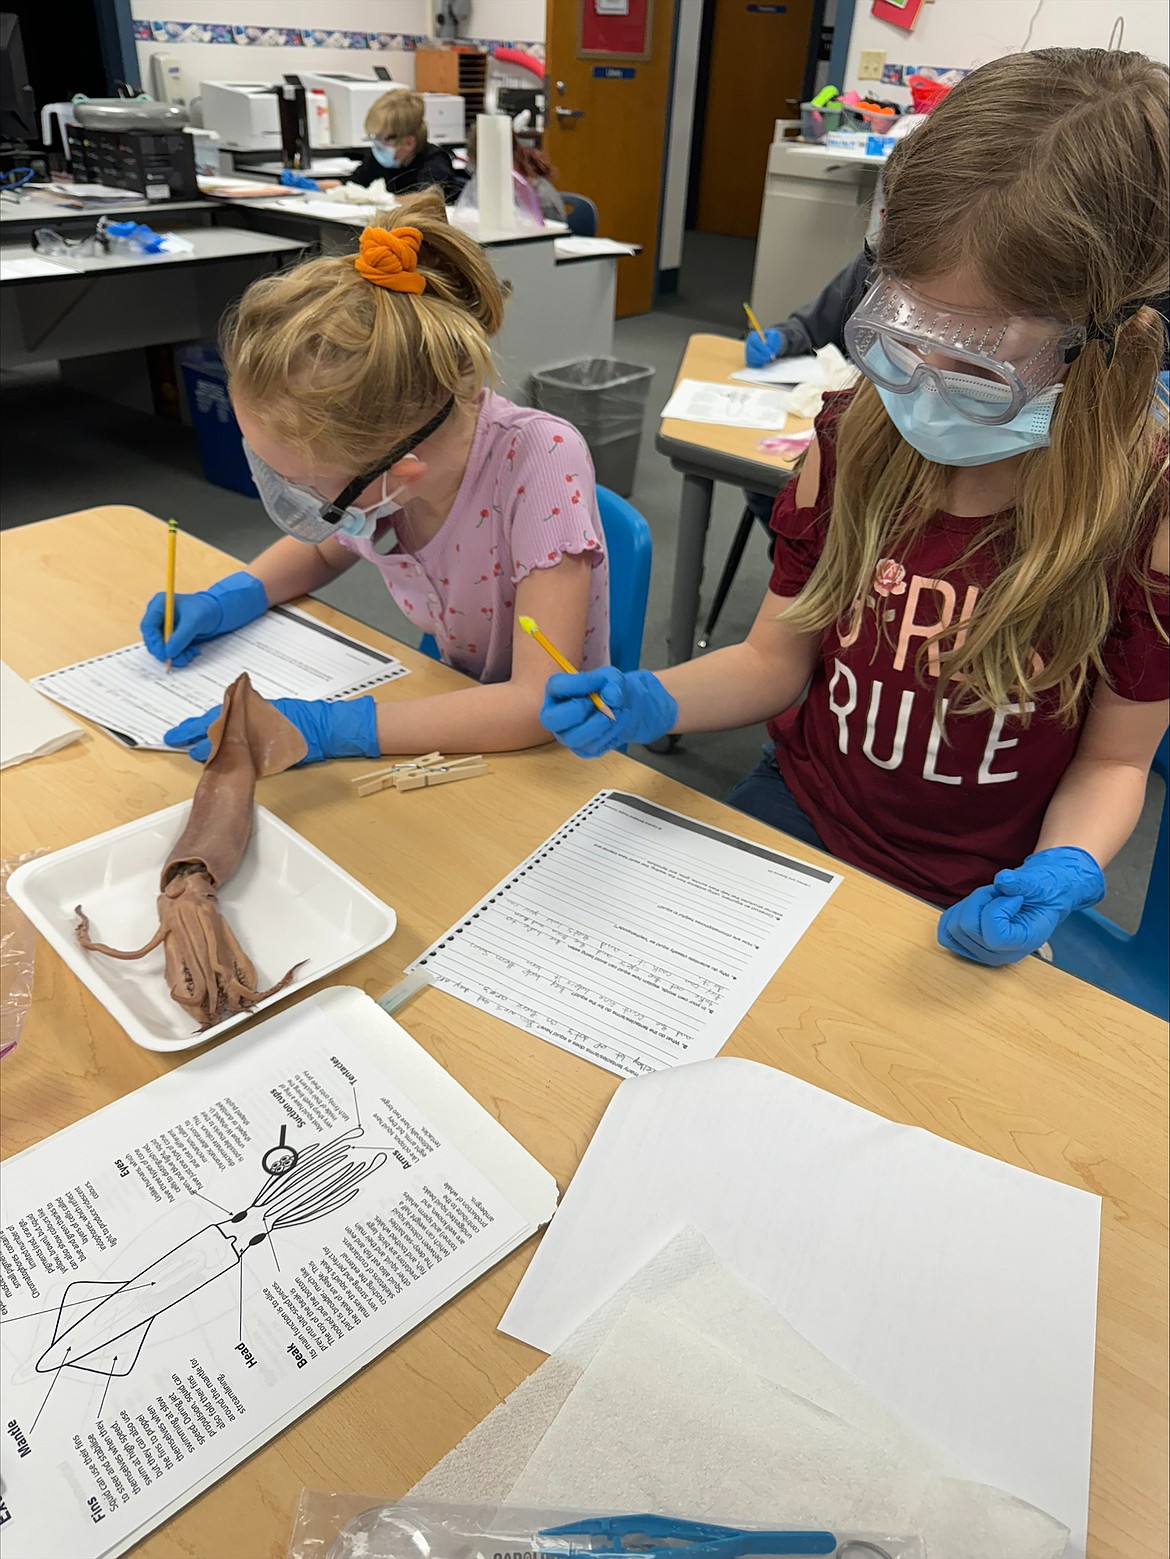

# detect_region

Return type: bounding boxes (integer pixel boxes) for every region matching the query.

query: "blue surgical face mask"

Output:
[874,377,1064,466]
[371,140,401,169]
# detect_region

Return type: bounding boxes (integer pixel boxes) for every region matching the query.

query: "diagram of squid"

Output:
[35,1125,386,1380]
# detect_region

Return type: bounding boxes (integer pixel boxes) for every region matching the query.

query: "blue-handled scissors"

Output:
[537,1515,895,1559]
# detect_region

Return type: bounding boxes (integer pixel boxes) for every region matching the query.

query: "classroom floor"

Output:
[1,231,1160,931]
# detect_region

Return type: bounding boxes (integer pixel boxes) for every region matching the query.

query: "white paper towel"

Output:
[475,113,515,235]
[411,1230,1069,1559]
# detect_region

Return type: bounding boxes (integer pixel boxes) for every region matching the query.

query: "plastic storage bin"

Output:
[530,357,654,498]
[800,101,845,142]
[177,345,257,497]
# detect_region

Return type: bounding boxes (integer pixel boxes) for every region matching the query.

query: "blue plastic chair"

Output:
[561,191,599,238]
[418,484,652,673]
[1046,729,1169,1020]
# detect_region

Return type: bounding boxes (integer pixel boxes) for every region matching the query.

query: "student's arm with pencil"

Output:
[542,446,824,754]
[141,534,360,667]
[165,551,595,762]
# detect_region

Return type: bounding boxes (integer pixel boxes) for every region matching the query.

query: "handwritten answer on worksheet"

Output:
[32,606,407,750]
[412,791,842,1077]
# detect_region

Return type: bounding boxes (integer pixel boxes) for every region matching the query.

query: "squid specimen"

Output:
[36,1125,387,1379]
[75,673,308,1029]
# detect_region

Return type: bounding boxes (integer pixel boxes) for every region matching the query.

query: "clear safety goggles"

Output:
[844,273,1085,426]
[243,397,454,545]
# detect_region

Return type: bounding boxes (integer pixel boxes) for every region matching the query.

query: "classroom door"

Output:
[544,0,677,316]
[695,0,816,238]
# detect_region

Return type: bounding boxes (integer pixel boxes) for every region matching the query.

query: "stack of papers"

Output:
[553,236,639,259]
[414,1228,1071,1559]
[0,988,557,1559]
[0,256,79,282]
[660,378,791,429]
[32,606,408,750]
[497,1059,1100,1556]
[730,353,828,386]
[30,181,144,203]
[0,660,83,767]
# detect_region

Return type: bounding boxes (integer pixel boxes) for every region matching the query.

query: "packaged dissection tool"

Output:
[286,1500,927,1559]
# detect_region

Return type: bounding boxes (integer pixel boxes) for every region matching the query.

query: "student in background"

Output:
[141,194,608,760]
[464,123,566,223]
[744,249,872,370]
[514,137,566,223]
[541,48,1170,969]
[742,249,875,530]
[349,90,465,203]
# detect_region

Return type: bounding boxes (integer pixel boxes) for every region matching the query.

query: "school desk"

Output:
[655,331,813,662]
[0,226,306,370]
[221,195,619,410]
[1,507,1165,1559]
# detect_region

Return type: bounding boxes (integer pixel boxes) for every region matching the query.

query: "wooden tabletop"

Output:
[2,508,1165,1559]
[657,331,815,472]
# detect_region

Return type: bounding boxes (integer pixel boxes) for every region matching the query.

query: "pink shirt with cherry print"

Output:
[336,389,609,684]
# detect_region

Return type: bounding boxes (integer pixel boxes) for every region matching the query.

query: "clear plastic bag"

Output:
[1,850,45,1059]
[286,1497,927,1559]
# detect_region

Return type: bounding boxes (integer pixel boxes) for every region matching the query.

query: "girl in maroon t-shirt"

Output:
[541,46,1170,967]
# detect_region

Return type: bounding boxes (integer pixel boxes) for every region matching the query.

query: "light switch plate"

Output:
[858,49,887,81]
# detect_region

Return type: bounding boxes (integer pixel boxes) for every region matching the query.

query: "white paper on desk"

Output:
[0,256,79,280]
[410,791,841,1078]
[500,1058,1099,1558]
[413,1229,1069,1559]
[31,181,142,203]
[31,605,408,750]
[553,236,639,258]
[660,378,789,429]
[730,353,826,385]
[0,987,557,1559]
[0,660,83,768]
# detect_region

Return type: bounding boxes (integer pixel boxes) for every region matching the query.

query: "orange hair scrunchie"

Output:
[354,225,426,294]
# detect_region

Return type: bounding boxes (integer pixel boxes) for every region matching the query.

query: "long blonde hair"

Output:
[785,48,1169,721]
[221,191,505,470]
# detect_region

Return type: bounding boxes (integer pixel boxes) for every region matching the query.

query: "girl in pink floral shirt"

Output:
[142,192,609,763]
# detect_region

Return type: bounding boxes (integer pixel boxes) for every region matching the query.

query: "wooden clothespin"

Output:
[353,752,443,796]
[353,752,487,797]
[394,757,487,792]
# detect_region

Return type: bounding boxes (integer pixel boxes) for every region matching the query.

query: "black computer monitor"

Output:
[0,13,37,142]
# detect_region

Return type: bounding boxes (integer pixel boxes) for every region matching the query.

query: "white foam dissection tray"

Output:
[8,802,396,1051]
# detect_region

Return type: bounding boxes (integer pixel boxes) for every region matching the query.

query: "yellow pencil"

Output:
[164,519,178,671]
[519,615,615,720]
[742,301,777,361]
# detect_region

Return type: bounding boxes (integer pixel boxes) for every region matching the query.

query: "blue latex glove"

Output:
[745,326,784,368]
[280,169,320,191]
[140,571,269,668]
[937,846,1105,966]
[540,667,678,758]
[165,695,379,765]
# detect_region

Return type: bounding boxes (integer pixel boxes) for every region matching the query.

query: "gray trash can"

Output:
[530,357,654,498]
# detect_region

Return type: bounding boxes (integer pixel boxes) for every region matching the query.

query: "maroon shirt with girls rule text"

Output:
[767,391,1169,906]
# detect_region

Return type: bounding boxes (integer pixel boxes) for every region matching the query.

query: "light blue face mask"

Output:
[371,140,401,169]
[874,376,1064,467]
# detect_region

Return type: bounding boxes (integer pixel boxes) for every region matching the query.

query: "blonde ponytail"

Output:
[221,191,507,469]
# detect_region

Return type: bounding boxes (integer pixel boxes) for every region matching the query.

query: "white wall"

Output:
[132,0,546,109]
[843,0,1170,101]
[659,0,702,274]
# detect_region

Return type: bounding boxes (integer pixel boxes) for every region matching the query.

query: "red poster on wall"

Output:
[579,0,654,60]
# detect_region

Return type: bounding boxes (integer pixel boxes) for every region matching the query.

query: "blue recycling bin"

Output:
[177,345,257,498]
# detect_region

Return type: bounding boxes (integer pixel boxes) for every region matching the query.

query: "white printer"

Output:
[297,72,405,145]
[421,93,465,145]
[199,79,333,151]
[199,81,280,150]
